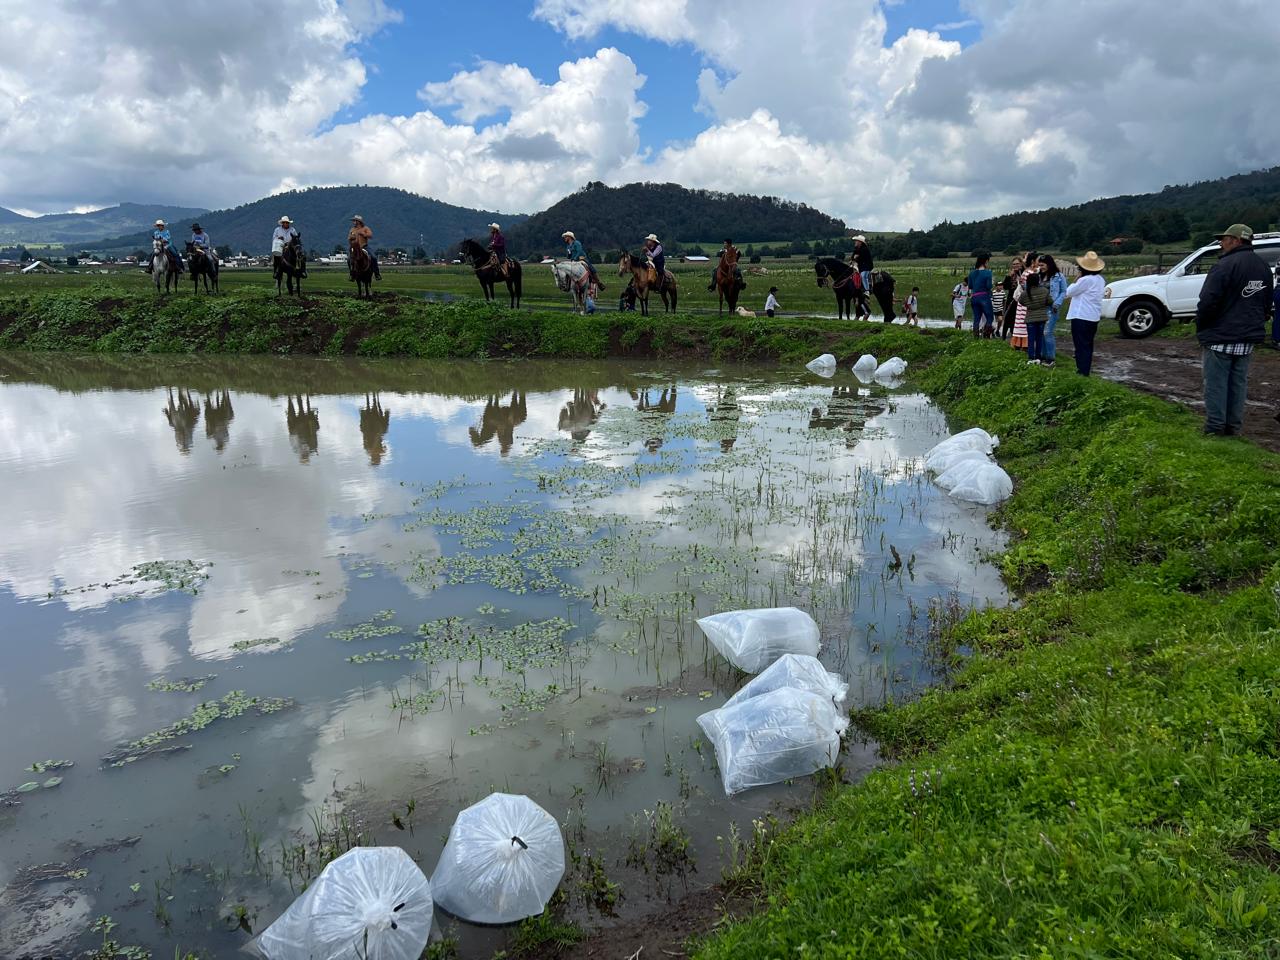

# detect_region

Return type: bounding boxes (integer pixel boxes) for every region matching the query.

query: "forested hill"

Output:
[896,166,1280,259]
[505,181,848,256]
[92,186,525,256]
[0,202,208,246]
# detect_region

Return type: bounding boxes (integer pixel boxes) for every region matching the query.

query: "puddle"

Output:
[0,355,1006,956]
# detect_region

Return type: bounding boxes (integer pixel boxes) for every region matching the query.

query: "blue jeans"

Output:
[1026,321,1046,361]
[1202,348,1253,433]
[1071,318,1098,375]
[1044,310,1059,360]
[970,294,993,334]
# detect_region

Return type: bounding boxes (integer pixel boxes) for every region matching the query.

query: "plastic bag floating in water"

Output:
[722,653,848,712]
[852,354,877,373]
[874,356,908,379]
[924,445,991,475]
[697,607,821,673]
[805,354,838,377]
[249,846,433,960]
[925,428,999,467]
[697,687,849,795]
[945,461,1013,505]
[431,792,565,926]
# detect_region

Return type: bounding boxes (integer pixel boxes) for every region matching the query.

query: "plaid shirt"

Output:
[1209,342,1254,356]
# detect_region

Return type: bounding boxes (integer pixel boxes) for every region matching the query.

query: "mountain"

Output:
[893,166,1280,259]
[505,181,848,256]
[89,186,526,257]
[0,203,209,246]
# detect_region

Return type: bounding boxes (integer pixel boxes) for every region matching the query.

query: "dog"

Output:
[735,306,756,318]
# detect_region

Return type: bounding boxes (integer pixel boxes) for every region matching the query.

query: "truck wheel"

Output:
[1118,300,1163,339]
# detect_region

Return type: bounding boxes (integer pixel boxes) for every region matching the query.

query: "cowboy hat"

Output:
[351,214,363,222]
[561,230,575,239]
[1075,250,1106,272]
[489,222,501,231]
[154,219,165,226]
[279,216,292,223]
[852,235,866,242]
[645,233,659,243]
[191,223,202,230]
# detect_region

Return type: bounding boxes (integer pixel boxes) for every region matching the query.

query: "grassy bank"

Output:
[691,344,1280,959]
[0,285,959,364]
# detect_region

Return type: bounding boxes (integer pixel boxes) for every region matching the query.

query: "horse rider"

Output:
[707,238,745,292]
[643,233,665,290]
[190,222,214,265]
[488,222,509,277]
[152,219,184,272]
[851,235,874,292]
[272,216,306,277]
[562,230,604,290]
[348,215,381,280]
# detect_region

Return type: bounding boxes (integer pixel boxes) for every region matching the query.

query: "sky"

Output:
[1,0,1276,229]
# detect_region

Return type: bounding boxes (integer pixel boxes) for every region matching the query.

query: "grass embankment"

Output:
[0,285,958,364]
[694,344,1280,959]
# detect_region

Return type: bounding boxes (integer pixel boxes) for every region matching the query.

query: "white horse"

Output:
[551,260,592,314]
[151,238,179,295]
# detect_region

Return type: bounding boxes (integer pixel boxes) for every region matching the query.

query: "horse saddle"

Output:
[645,265,658,285]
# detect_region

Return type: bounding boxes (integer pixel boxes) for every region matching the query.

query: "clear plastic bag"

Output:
[805,354,838,376]
[249,847,433,960]
[431,793,565,926]
[852,354,878,373]
[933,457,992,492]
[946,462,1013,504]
[697,687,849,795]
[874,357,908,378]
[722,653,848,711]
[925,428,999,463]
[697,607,821,673]
[924,445,992,475]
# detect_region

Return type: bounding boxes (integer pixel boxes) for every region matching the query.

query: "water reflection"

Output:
[468,392,527,456]
[808,386,886,444]
[558,388,606,441]
[286,394,320,462]
[709,385,740,452]
[359,393,391,465]
[203,390,234,452]
[162,387,200,454]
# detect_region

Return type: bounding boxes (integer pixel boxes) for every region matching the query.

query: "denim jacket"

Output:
[1047,272,1067,320]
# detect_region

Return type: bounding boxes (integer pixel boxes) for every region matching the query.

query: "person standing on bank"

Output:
[1038,254,1067,367]
[1195,224,1274,436]
[764,286,779,318]
[1063,250,1106,376]
[967,254,993,336]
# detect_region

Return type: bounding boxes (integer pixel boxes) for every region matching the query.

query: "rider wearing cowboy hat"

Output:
[152,219,184,272]
[563,230,604,290]
[488,222,508,277]
[272,215,299,249]
[708,238,745,292]
[643,234,665,290]
[348,215,381,280]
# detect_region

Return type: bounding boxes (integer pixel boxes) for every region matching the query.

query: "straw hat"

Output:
[561,230,575,240]
[489,222,501,231]
[1075,250,1106,272]
[279,216,292,224]
[645,233,659,243]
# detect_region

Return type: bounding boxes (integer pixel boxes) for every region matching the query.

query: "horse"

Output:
[460,238,523,308]
[714,247,741,316]
[348,243,375,299]
[617,252,678,315]
[151,238,180,295]
[185,242,219,295]
[814,257,868,321]
[551,260,592,314]
[273,235,305,297]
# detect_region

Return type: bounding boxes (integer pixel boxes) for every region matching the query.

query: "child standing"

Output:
[951,278,970,329]
[764,286,779,318]
[1010,270,1030,352]
[1014,269,1052,364]
[904,287,920,326]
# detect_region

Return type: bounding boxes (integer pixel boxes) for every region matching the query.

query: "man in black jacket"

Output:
[1195,223,1274,436]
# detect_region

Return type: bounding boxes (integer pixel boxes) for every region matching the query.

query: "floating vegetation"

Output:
[27,759,74,774]
[231,636,284,652]
[16,781,39,793]
[197,763,238,787]
[47,558,211,603]
[147,675,216,693]
[328,620,403,642]
[102,691,294,768]
[346,649,401,664]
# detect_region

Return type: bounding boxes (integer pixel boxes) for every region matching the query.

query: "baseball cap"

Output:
[1216,223,1253,241]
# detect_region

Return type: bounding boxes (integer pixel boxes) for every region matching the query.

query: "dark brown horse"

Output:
[814,257,868,320]
[715,245,741,316]
[274,235,305,297]
[617,252,678,315]
[460,238,522,307]
[349,244,374,299]
[185,242,219,295]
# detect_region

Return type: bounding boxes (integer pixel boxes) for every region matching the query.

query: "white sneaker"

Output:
[1027,359,1041,365]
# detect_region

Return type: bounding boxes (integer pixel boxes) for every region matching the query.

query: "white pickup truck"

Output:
[1100,233,1280,337]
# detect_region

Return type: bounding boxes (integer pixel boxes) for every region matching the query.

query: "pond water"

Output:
[0,353,1007,957]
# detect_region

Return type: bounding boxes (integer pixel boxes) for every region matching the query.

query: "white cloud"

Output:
[0,0,1276,229]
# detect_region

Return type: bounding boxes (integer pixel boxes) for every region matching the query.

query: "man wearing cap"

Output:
[1195,224,1274,436]
[562,231,603,290]
[348,215,381,280]
[488,223,508,277]
[152,219,184,272]
[190,222,213,260]
[643,234,664,289]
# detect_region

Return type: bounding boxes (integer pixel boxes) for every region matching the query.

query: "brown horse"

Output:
[617,252,678,315]
[349,244,374,299]
[460,238,522,307]
[715,245,741,316]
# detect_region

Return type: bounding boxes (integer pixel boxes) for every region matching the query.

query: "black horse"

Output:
[185,242,220,295]
[349,244,375,299]
[460,238,522,308]
[869,269,897,324]
[814,257,868,321]
[274,235,306,297]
